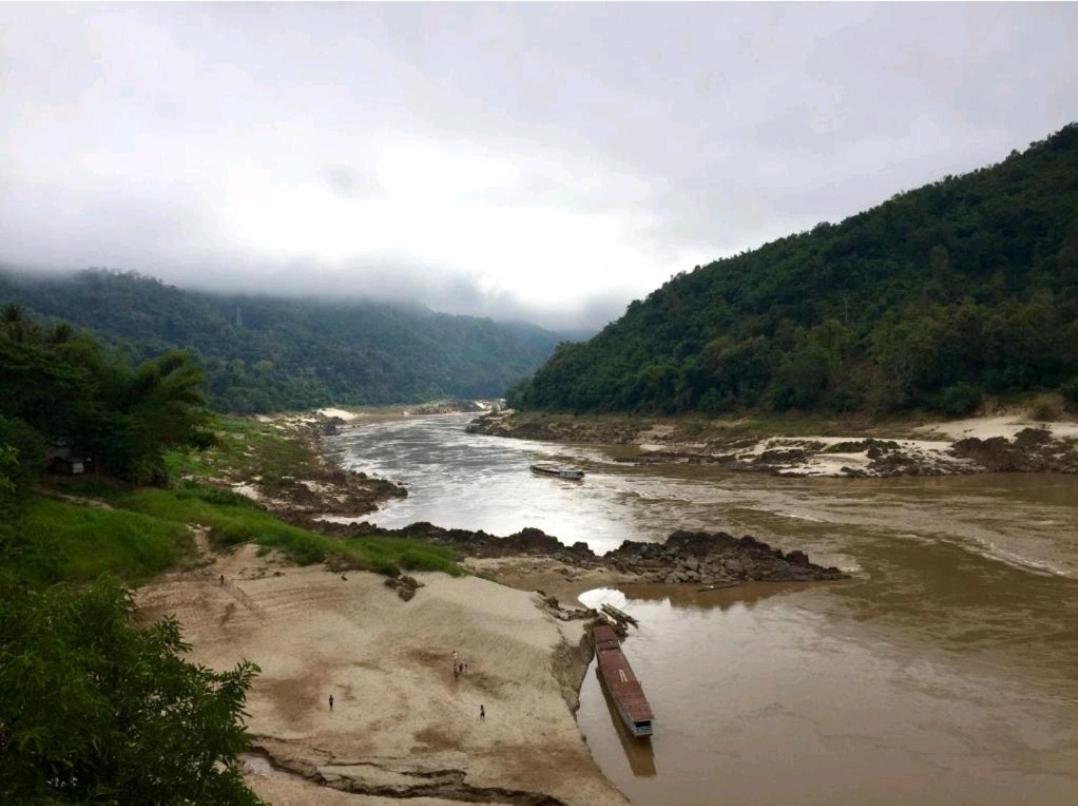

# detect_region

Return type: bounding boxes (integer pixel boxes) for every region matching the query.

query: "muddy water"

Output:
[329,414,1078,805]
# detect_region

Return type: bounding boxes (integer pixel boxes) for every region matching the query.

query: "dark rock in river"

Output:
[330,520,847,586]
[606,530,845,584]
[951,427,1078,473]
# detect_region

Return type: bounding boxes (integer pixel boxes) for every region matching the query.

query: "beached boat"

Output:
[530,462,585,480]
[592,624,654,737]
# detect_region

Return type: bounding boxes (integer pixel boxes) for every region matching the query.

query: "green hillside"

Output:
[0,270,560,413]
[510,124,1078,416]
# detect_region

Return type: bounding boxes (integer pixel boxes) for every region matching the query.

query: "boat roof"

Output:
[593,625,655,722]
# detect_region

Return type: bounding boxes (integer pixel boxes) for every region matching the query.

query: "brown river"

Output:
[327,413,1078,805]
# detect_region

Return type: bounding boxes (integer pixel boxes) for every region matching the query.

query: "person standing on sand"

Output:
[219,574,224,585]
[329,694,334,711]
[480,704,485,720]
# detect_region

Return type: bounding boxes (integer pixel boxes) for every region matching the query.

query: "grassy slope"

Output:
[119,485,460,577]
[10,496,193,586]
[163,415,312,484]
[6,415,461,587]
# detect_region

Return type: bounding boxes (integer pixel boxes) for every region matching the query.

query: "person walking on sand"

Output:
[219,574,224,586]
[329,694,334,711]
[480,704,485,721]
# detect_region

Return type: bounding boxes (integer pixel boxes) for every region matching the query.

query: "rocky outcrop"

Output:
[951,427,1078,473]
[605,530,846,585]
[245,742,569,805]
[384,574,424,601]
[468,412,1078,478]
[466,410,643,443]
[319,520,847,586]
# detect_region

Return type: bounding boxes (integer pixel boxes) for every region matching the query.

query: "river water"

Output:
[327,413,1078,805]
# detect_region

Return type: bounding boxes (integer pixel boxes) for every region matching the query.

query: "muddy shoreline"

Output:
[467,409,1078,477]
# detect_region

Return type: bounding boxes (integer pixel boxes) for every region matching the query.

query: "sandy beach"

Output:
[468,408,1078,477]
[136,543,626,805]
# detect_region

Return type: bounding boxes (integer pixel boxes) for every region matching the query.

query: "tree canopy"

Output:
[0,577,261,804]
[510,124,1078,416]
[0,306,213,485]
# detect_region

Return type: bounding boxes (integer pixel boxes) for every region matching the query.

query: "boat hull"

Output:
[530,463,584,480]
[593,624,654,738]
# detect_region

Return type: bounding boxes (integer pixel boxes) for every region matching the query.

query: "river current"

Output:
[327,413,1078,805]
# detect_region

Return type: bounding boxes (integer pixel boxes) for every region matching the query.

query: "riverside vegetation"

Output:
[509,124,1078,418]
[0,308,459,803]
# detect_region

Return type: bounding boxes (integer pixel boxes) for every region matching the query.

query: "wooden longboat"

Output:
[592,624,654,737]
[529,462,585,480]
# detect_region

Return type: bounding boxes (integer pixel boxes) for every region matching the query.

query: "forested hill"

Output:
[0,270,561,413]
[510,124,1078,416]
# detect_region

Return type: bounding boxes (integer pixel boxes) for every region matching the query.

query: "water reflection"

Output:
[614,580,819,612]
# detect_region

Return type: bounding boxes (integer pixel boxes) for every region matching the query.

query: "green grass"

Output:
[116,485,462,578]
[165,415,315,486]
[10,414,462,586]
[8,497,193,585]
[5,481,460,589]
[5,415,459,586]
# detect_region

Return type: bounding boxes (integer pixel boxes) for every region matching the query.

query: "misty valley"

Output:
[2,4,1078,806]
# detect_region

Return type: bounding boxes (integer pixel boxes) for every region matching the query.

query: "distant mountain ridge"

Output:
[510,123,1078,416]
[0,269,562,412]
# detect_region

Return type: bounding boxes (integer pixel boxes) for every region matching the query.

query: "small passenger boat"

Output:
[530,462,585,480]
[592,624,654,737]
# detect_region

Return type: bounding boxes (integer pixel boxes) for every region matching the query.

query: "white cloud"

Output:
[1,3,1076,330]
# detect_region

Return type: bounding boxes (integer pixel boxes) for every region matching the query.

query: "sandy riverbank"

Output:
[136,543,626,805]
[468,409,1078,477]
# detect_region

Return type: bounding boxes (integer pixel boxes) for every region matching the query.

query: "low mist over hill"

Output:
[510,124,1078,416]
[0,270,561,412]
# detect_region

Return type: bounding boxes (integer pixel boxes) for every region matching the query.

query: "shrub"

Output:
[1029,395,1062,422]
[210,522,252,547]
[1063,377,1078,412]
[0,578,262,804]
[177,482,260,509]
[0,415,45,501]
[939,382,983,416]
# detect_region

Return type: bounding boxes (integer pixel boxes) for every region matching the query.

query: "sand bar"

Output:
[136,545,626,805]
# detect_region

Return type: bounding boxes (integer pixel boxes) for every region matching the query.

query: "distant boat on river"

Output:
[530,462,585,480]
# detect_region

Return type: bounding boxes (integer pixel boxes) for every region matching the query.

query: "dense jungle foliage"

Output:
[510,124,1078,416]
[0,305,213,488]
[0,270,560,413]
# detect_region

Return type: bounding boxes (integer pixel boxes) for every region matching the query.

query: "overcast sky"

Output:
[2,3,1077,330]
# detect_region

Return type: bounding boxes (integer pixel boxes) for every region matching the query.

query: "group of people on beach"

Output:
[452,649,470,678]
[324,651,485,720]
[453,650,485,720]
